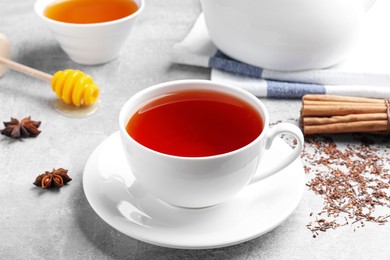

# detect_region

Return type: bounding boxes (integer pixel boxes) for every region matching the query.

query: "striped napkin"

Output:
[172,1,390,99]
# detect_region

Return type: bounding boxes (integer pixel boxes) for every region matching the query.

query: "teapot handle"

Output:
[363,0,376,11]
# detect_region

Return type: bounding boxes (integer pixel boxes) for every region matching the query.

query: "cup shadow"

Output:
[13,42,72,74]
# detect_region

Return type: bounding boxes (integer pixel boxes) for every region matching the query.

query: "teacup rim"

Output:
[34,0,145,27]
[119,79,270,161]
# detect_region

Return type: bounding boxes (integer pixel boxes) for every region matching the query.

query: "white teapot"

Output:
[200,0,376,71]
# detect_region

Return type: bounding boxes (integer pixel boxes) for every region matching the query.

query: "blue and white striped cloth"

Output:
[172,9,390,99]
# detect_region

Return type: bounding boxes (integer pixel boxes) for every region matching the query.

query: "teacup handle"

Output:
[249,123,304,184]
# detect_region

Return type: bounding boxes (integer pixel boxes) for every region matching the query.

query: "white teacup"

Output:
[34,0,144,65]
[201,0,376,71]
[119,80,304,208]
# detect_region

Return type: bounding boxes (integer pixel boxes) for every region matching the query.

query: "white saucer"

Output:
[83,132,305,249]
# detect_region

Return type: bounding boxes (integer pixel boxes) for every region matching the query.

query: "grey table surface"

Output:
[1,0,390,259]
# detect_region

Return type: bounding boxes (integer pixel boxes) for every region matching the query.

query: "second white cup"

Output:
[34,0,144,65]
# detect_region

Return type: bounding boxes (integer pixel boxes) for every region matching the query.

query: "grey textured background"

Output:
[1,0,390,259]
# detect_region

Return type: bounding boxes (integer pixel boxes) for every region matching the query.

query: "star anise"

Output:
[33,168,72,189]
[1,117,41,139]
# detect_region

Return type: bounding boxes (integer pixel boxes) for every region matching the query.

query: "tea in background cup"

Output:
[34,0,144,65]
[119,80,304,208]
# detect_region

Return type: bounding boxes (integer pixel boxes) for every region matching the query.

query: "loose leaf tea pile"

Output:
[302,135,390,237]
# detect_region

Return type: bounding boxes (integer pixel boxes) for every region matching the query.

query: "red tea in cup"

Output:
[126,89,263,157]
[44,0,139,24]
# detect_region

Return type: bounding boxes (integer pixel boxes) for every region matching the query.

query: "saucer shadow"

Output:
[73,177,286,260]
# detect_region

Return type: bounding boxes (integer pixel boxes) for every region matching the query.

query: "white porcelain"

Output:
[34,0,144,65]
[83,132,305,249]
[200,0,376,71]
[119,80,304,208]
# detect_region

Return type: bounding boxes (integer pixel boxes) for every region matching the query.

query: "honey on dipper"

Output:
[0,33,100,117]
[52,70,99,106]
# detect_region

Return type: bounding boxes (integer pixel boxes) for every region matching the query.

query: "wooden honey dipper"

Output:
[0,33,99,106]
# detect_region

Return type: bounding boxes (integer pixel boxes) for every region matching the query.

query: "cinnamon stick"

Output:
[304,120,388,135]
[302,105,386,117]
[303,94,385,104]
[303,113,388,126]
[303,100,385,106]
[300,94,390,135]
